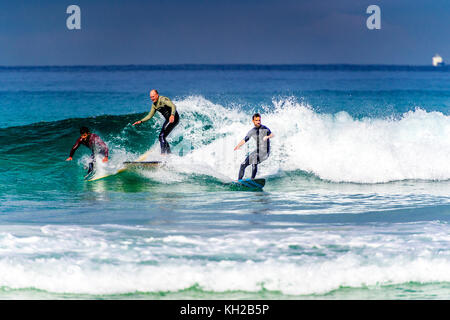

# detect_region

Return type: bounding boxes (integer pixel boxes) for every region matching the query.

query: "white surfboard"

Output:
[87,150,163,182]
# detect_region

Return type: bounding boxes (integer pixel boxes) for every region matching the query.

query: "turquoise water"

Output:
[1,65,450,299]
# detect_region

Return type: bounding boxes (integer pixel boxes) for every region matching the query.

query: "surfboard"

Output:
[230,178,266,190]
[86,161,164,182]
[123,161,163,168]
[85,165,127,182]
[87,161,165,182]
[86,147,164,182]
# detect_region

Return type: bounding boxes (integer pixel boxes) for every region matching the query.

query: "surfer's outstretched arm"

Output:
[234,127,255,151]
[133,106,156,126]
[66,138,82,160]
[234,139,246,151]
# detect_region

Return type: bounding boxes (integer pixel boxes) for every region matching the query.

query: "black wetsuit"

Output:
[159,112,180,154]
[238,125,272,180]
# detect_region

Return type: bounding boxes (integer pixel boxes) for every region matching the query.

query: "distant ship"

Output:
[432,54,445,67]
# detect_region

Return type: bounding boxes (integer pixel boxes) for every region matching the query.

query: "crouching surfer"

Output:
[66,126,109,178]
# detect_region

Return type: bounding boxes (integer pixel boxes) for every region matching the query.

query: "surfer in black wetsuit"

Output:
[133,89,180,154]
[66,127,109,176]
[234,113,274,180]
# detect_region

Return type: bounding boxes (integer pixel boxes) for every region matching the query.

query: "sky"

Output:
[0,0,448,66]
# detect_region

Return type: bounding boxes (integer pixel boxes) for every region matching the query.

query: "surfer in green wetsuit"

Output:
[133,89,180,154]
[234,113,274,180]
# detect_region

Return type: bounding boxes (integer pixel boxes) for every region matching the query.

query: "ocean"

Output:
[1,64,450,299]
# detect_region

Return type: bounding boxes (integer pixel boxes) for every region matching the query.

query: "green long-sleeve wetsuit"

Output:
[139,95,180,154]
[140,96,177,123]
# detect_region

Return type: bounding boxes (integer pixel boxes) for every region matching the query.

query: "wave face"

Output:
[3,96,450,185]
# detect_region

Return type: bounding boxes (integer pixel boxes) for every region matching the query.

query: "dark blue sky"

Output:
[0,0,448,65]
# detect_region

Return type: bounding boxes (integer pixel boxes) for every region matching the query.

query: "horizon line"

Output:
[0,62,444,66]
[0,63,448,71]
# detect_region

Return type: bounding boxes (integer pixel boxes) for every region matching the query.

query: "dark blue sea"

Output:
[1,64,450,299]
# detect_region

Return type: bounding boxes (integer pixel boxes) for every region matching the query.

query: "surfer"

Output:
[132,89,180,154]
[66,126,109,176]
[234,113,273,180]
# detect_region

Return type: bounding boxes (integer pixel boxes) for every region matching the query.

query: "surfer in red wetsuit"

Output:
[66,127,109,176]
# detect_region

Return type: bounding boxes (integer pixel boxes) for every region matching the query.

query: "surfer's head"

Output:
[252,113,261,128]
[80,126,90,140]
[150,89,159,103]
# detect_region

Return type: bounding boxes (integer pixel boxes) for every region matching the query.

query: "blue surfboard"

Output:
[230,178,265,190]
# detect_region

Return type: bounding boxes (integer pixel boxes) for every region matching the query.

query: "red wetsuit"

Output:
[69,133,109,158]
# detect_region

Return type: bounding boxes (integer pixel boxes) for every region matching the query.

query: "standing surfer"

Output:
[133,89,180,154]
[234,113,273,180]
[66,126,109,177]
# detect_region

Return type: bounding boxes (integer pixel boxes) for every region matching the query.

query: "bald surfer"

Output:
[234,113,274,180]
[66,126,109,177]
[133,89,180,154]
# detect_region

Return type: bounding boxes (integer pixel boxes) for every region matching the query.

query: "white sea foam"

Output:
[140,96,450,184]
[1,223,450,296]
